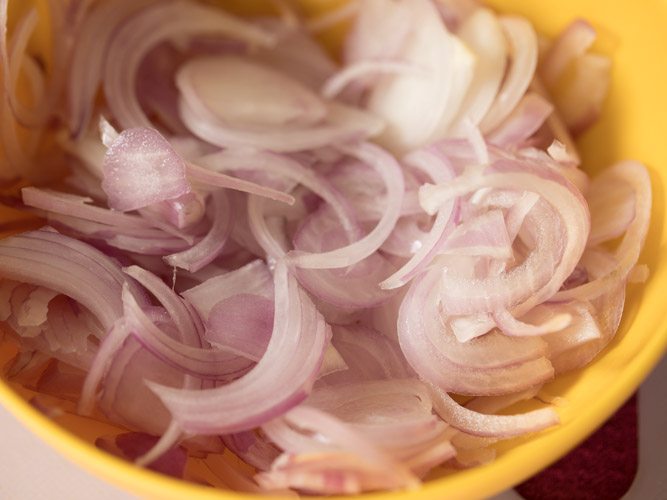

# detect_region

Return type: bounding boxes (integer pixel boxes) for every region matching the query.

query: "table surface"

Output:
[1,356,666,500]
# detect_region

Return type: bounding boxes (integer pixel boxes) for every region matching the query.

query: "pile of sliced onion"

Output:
[0,0,651,495]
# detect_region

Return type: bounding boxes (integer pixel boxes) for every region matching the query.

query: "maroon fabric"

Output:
[517,395,638,500]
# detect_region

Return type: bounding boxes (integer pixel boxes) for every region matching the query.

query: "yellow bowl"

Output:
[2,0,667,499]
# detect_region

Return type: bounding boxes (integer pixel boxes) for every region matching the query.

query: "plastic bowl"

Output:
[1,0,666,499]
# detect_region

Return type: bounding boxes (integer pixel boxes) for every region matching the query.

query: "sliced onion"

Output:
[149,262,328,434]
[288,142,404,269]
[419,153,590,316]
[398,269,553,396]
[67,0,159,136]
[177,56,327,129]
[554,161,650,302]
[102,127,191,212]
[257,406,419,494]
[365,0,475,153]
[182,259,273,320]
[540,19,596,88]
[103,0,275,129]
[0,228,129,330]
[164,191,233,272]
[327,324,411,382]
[447,8,507,136]
[480,16,538,133]
[430,385,558,438]
[488,93,553,147]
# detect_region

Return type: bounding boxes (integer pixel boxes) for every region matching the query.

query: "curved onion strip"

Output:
[258,406,419,493]
[288,142,405,269]
[199,148,356,237]
[493,308,572,337]
[148,262,328,434]
[381,149,458,289]
[553,161,651,301]
[0,1,33,172]
[447,8,507,135]
[488,92,554,147]
[4,7,41,126]
[321,60,421,100]
[181,259,273,320]
[179,90,382,153]
[586,164,637,246]
[398,269,553,395]
[247,196,288,261]
[104,0,274,129]
[292,206,396,309]
[164,192,233,272]
[2,1,65,129]
[79,319,129,415]
[118,263,208,466]
[0,229,128,329]
[430,385,558,438]
[121,285,254,379]
[420,158,590,316]
[328,324,411,382]
[540,19,596,88]
[68,0,158,136]
[122,266,199,345]
[22,187,152,229]
[480,16,538,133]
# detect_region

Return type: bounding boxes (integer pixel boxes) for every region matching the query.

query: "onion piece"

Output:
[121,285,254,380]
[292,206,396,309]
[67,0,159,136]
[288,142,404,270]
[321,60,421,100]
[554,161,650,302]
[257,406,419,494]
[327,324,411,382]
[182,259,273,320]
[447,8,507,136]
[0,228,129,330]
[480,16,538,133]
[149,262,328,434]
[365,0,475,152]
[205,294,273,362]
[551,53,611,135]
[419,154,590,316]
[398,269,553,396]
[164,192,233,273]
[540,19,596,88]
[431,385,558,438]
[586,160,637,246]
[103,0,275,129]
[102,128,191,212]
[177,56,327,129]
[488,93,554,147]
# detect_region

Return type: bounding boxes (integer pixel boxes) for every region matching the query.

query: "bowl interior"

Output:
[1,0,667,499]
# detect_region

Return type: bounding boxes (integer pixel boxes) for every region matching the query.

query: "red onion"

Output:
[149,262,328,434]
[480,16,538,132]
[0,0,653,495]
[102,128,191,212]
[103,0,275,129]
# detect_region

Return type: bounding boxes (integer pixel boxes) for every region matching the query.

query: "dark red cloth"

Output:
[516,395,638,500]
